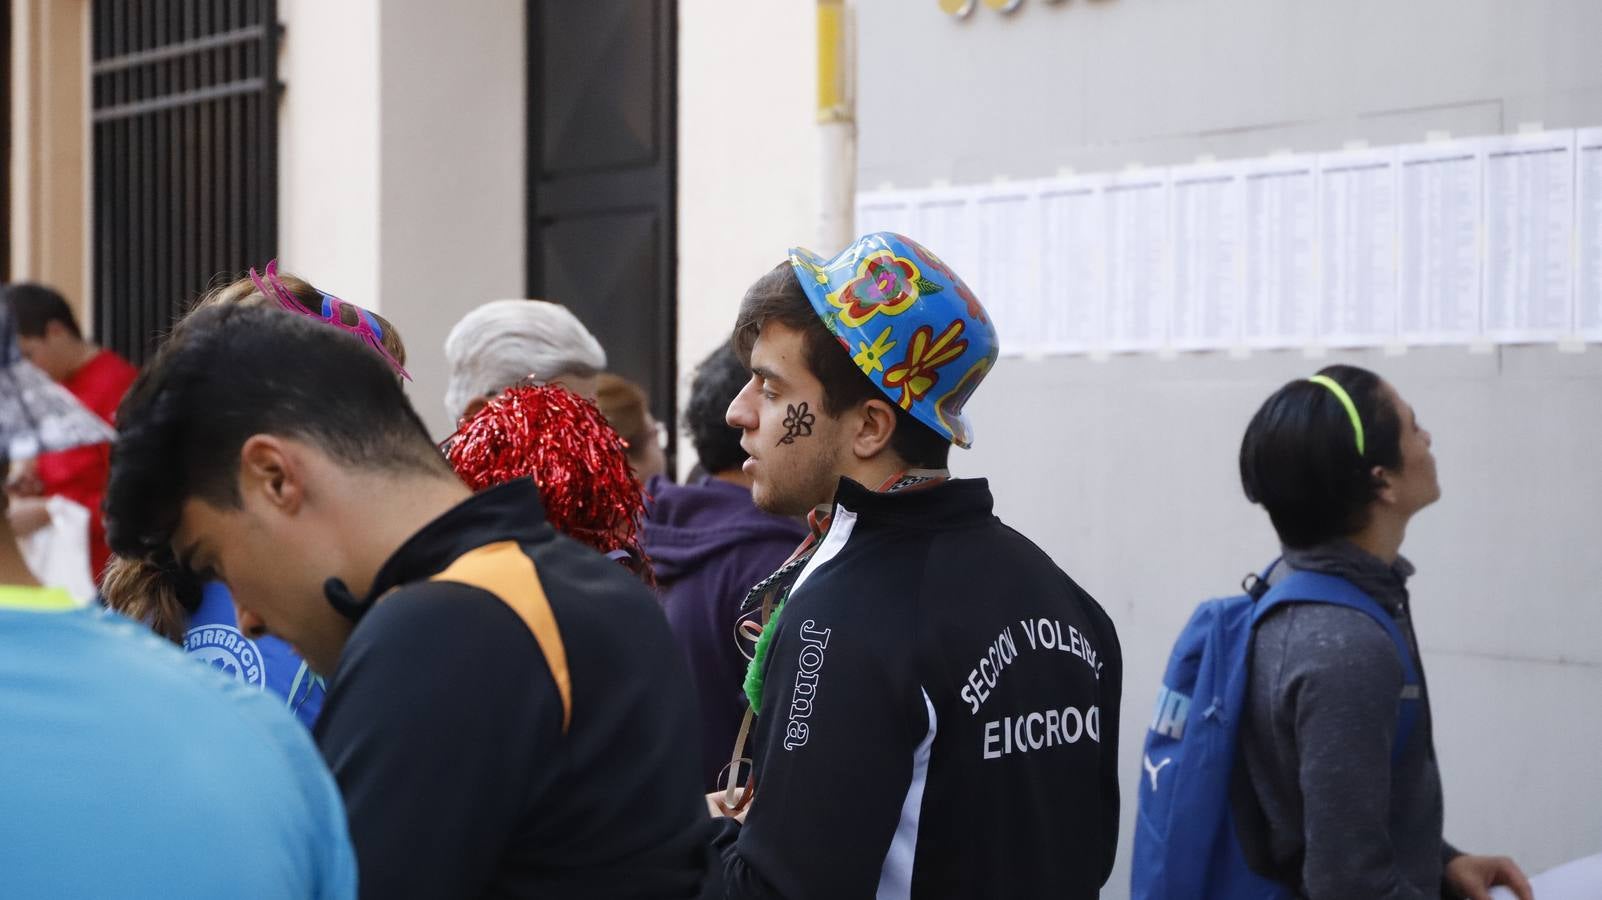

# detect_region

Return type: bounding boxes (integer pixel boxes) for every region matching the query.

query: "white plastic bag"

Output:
[19,495,95,605]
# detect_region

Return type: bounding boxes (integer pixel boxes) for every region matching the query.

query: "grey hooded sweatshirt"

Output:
[1232,541,1463,899]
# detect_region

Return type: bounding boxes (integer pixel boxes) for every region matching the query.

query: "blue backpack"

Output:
[1130,564,1420,900]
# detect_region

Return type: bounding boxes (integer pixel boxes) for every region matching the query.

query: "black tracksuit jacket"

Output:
[715,477,1123,899]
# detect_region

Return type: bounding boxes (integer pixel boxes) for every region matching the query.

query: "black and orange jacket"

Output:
[314,478,718,899]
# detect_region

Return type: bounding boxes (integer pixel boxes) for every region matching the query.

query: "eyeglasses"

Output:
[248,259,411,381]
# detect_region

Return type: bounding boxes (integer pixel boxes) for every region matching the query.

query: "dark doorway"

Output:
[526,0,678,459]
[90,0,279,364]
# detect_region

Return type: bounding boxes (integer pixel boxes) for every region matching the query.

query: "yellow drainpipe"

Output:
[816,0,856,251]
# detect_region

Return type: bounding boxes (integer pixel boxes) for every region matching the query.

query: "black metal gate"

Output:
[90,0,278,364]
[527,0,678,456]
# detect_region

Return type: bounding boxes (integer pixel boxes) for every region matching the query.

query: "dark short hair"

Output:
[1239,364,1403,549]
[4,282,82,339]
[105,303,447,558]
[732,262,950,469]
[684,344,750,475]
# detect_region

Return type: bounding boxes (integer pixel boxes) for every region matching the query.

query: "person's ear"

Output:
[851,398,899,461]
[238,435,305,515]
[1370,464,1397,506]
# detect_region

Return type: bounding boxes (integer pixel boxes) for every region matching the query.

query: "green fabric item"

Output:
[742,599,786,714]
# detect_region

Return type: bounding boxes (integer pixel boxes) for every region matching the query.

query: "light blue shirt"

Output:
[0,592,356,898]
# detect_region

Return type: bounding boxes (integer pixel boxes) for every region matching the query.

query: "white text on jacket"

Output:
[982,705,1102,759]
[784,619,832,750]
[961,618,1104,716]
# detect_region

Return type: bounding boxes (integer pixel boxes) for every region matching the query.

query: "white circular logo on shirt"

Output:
[184,624,267,689]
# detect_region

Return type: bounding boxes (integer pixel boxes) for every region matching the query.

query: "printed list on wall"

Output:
[856,128,1602,356]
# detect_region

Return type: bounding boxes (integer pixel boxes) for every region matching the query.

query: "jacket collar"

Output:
[829,475,995,531]
[323,478,553,622]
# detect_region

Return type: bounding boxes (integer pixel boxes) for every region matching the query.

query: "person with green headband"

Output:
[1233,364,1530,900]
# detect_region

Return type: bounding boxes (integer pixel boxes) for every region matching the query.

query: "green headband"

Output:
[1307,375,1365,457]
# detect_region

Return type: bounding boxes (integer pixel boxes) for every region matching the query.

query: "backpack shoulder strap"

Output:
[1253,569,1420,763]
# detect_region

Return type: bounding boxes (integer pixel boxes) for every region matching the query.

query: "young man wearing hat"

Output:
[711,233,1123,899]
[0,302,355,897]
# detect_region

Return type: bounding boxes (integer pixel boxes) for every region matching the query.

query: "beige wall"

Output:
[675,0,822,472]
[278,0,525,437]
[8,0,90,325]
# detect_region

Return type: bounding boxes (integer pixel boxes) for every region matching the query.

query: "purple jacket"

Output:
[643,474,808,791]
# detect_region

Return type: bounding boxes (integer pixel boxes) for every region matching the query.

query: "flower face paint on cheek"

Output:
[777,402,816,446]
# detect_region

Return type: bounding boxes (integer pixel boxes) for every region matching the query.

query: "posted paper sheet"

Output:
[1577,128,1602,340]
[1037,175,1107,354]
[1170,161,1244,349]
[1398,140,1484,343]
[1317,147,1400,346]
[1481,131,1574,341]
[1242,155,1318,348]
[1102,169,1170,352]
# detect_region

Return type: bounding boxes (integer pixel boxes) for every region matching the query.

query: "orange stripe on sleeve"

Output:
[430,541,572,732]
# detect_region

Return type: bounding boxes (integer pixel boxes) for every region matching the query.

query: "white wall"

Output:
[279,0,525,438]
[277,0,382,313]
[676,0,820,471]
[376,0,526,437]
[854,0,1602,892]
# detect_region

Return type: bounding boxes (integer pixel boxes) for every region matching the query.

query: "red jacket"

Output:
[36,348,138,582]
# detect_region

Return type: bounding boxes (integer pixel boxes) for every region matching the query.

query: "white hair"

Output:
[443,299,607,419]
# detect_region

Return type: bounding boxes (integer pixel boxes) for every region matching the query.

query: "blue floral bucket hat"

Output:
[787,232,999,448]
